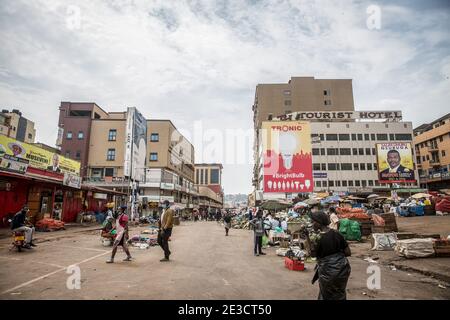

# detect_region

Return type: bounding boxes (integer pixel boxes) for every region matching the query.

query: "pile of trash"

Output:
[35,218,65,232]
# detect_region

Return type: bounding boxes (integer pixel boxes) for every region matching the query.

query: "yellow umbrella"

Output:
[411,193,431,199]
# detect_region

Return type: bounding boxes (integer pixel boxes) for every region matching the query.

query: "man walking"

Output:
[249,209,266,256]
[158,200,174,262]
[223,211,232,236]
[106,206,132,263]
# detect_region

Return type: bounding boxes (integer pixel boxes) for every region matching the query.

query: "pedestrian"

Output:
[248,208,253,221]
[223,211,231,236]
[308,211,351,300]
[158,200,174,262]
[328,207,340,231]
[249,209,266,256]
[106,206,132,263]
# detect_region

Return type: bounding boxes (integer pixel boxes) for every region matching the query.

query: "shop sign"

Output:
[93,193,107,200]
[0,154,29,174]
[313,172,327,178]
[63,173,82,189]
[161,183,174,190]
[276,110,403,121]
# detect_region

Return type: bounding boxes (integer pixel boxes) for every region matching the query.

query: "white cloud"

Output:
[0,0,448,194]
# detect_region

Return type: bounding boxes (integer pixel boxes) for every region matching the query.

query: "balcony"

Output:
[419,171,450,183]
[429,159,441,166]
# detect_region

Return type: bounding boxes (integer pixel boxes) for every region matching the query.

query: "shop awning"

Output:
[0,170,64,186]
[81,185,127,196]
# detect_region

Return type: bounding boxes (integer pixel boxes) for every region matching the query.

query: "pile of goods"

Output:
[129,234,158,249]
[336,207,369,219]
[339,218,362,241]
[370,233,397,251]
[395,238,435,258]
[231,215,250,229]
[435,197,450,215]
[35,218,65,232]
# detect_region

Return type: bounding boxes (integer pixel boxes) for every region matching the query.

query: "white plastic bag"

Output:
[371,233,397,251]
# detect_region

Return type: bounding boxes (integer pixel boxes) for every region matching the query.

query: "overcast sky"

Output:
[0,0,449,195]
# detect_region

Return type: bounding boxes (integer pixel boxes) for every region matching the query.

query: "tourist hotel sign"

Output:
[275,110,403,121]
[262,121,313,193]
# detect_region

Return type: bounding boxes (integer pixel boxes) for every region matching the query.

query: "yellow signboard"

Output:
[376,142,415,183]
[0,135,80,175]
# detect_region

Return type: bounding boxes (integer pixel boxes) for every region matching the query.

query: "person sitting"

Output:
[101,216,115,239]
[11,206,36,248]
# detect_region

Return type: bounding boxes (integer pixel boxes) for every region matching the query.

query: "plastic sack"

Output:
[338,219,361,241]
[371,233,396,251]
[262,235,269,246]
[395,238,435,258]
[314,252,351,300]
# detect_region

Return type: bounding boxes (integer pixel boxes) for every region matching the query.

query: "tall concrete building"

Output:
[252,76,419,198]
[414,113,450,190]
[194,163,224,209]
[1,109,36,143]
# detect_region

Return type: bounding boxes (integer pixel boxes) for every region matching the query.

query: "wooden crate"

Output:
[380,213,398,232]
[371,226,385,233]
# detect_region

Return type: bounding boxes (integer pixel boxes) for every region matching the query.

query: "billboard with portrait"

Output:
[376,142,415,183]
[124,107,147,182]
[262,121,313,193]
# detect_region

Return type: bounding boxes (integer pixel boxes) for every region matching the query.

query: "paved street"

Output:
[0,220,449,300]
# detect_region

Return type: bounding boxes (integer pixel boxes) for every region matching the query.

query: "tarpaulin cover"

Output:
[338,219,361,241]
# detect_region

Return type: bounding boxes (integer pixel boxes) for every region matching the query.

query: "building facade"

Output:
[194,163,224,209]
[413,113,450,190]
[252,76,420,198]
[1,109,36,143]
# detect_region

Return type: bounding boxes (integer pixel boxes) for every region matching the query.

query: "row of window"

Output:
[106,149,159,161]
[417,151,446,164]
[313,163,378,171]
[65,150,81,159]
[312,147,377,156]
[67,129,160,142]
[195,168,220,185]
[311,133,412,142]
[315,180,378,188]
[66,131,84,140]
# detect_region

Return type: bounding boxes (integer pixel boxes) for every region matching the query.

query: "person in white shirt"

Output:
[328,207,340,231]
[281,218,288,232]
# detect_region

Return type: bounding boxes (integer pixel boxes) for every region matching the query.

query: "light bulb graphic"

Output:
[282,182,286,190]
[300,184,304,190]
[286,181,290,189]
[278,131,298,170]
[278,182,282,189]
[305,180,311,190]
[273,181,277,190]
[295,181,300,189]
[267,181,273,189]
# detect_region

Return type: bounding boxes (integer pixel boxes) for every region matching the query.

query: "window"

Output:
[65,151,70,158]
[372,148,376,155]
[78,131,84,140]
[315,181,321,187]
[105,168,114,177]
[442,150,446,157]
[67,131,73,140]
[284,100,291,106]
[283,90,291,96]
[328,163,338,170]
[326,134,338,141]
[358,134,363,141]
[358,148,364,155]
[360,163,366,170]
[352,148,358,156]
[28,133,33,140]
[108,129,117,141]
[439,136,443,142]
[354,163,359,170]
[326,124,330,128]
[389,134,395,141]
[313,163,321,170]
[365,148,371,155]
[364,134,370,141]
[367,163,373,171]
[321,163,326,170]
[267,114,273,120]
[377,134,388,140]
[312,148,320,156]
[422,156,426,162]
[355,180,361,187]
[196,169,199,184]
[210,169,219,184]
[346,124,350,128]
[365,124,370,129]
[320,148,326,156]
[342,181,348,187]
[348,180,354,187]
[324,100,332,105]
[374,163,377,170]
[427,155,430,161]
[324,89,330,96]
[327,148,338,156]
[368,180,374,186]
[329,180,334,187]
[150,152,158,161]
[150,133,159,142]
[375,181,380,186]
[371,134,376,140]
[205,170,209,184]
[395,134,412,141]
[339,134,350,141]
[385,124,389,128]
[319,134,324,141]
[404,124,408,128]
[340,148,351,155]
[362,180,367,187]
[75,150,81,159]
[351,134,357,141]
[322,181,327,187]
[200,170,204,184]
[107,149,116,161]
[336,181,341,187]
[91,168,104,178]
[341,163,352,170]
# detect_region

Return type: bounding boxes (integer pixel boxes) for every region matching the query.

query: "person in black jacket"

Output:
[223,211,231,236]
[11,206,36,248]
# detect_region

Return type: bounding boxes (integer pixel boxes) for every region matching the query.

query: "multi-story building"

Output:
[194,163,224,209]
[58,102,198,210]
[1,109,36,143]
[252,76,420,197]
[414,113,450,190]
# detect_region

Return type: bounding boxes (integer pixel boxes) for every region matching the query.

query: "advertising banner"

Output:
[376,142,416,183]
[262,121,313,193]
[0,135,80,176]
[124,107,147,182]
[63,173,82,189]
[0,154,29,174]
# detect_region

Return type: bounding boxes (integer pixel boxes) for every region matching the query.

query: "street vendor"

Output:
[308,211,351,300]
[328,207,339,231]
[101,216,115,239]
